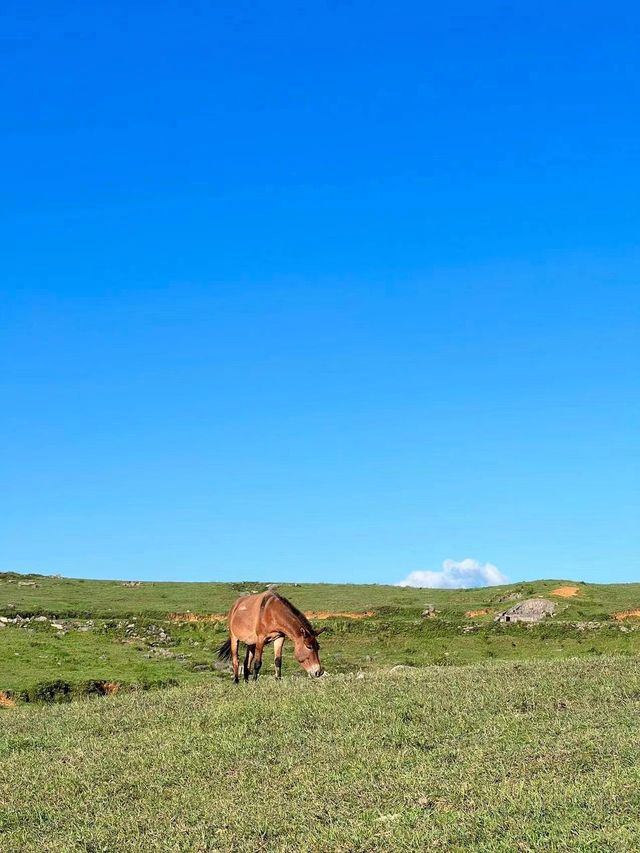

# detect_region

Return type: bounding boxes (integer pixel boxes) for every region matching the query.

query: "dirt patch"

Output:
[465,609,491,618]
[101,681,120,696]
[0,691,16,709]
[552,586,580,598]
[170,610,375,622]
[613,610,640,621]
[305,611,375,620]
[168,613,227,623]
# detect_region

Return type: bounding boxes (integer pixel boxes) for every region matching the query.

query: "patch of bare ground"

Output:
[465,609,491,618]
[169,610,375,622]
[305,610,374,620]
[168,613,227,623]
[552,586,580,598]
[0,691,16,708]
[613,610,640,621]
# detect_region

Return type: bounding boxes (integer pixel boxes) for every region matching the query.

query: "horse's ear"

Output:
[314,626,327,636]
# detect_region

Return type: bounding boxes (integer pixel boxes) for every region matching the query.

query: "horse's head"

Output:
[294,627,325,677]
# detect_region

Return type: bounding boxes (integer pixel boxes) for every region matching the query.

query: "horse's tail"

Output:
[217,638,232,662]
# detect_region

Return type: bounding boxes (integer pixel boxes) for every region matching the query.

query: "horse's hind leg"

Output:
[231,635,241,684]
[243,645,255,682]
[273,636,284,679]
[253,640,265,681]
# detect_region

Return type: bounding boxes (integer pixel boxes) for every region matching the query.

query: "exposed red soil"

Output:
[464,609,491,618]
[169,610,374,623]
[168,613,227,623]
[305,610,375,620]
[0,691,16,709]
[552,586,580,598]
[613,610,640,621]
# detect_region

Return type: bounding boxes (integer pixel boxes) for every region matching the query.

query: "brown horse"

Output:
[217,590,325,682]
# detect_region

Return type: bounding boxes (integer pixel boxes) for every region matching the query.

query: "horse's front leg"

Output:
[253,640,265,681]
[243,645,255,682]
[273,636,285,679]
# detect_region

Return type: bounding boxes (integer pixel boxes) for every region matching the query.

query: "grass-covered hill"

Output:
[3,574,640,851]
[3,571,640,619]
[2,572,640,702]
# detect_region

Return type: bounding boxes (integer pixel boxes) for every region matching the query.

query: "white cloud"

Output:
[396,558,508,589]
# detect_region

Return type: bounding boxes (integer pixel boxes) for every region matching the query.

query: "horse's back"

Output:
[228,592,269,643]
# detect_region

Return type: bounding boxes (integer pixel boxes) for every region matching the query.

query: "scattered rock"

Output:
[421,605,436,618]
[17,581,38,587]
[389,664,414,673]
[144,648,176,659]
[51,623,65,631]
[497,591,524,603]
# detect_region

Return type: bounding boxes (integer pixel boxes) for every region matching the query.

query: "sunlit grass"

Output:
[2,657,640,851]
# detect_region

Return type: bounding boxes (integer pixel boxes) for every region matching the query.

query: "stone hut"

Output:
[494,598,555,624]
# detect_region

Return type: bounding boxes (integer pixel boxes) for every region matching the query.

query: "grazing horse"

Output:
[217,591,325,682]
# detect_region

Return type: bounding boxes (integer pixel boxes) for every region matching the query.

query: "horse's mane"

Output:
[271,592,316,636]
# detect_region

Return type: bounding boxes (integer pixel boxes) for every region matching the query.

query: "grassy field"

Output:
[4,571,640,619]
[3,573,640,850]
[2,657,640,851]
[3,572,640,700]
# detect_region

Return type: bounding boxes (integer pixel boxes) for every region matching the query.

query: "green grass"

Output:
[2,657,640,851]
[4,572,640,620]
[3,573,640,700]
[0,626,191,699]
[3,574,640,849]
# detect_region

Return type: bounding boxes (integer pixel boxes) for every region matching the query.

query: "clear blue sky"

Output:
[2,1,639,586]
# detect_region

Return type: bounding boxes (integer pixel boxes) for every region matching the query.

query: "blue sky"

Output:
[2,1,639,586]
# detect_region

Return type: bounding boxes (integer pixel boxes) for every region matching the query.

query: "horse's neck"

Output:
[273,601,305,641]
